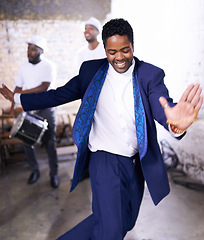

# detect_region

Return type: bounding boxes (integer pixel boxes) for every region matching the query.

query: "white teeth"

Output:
[116,62,125,67]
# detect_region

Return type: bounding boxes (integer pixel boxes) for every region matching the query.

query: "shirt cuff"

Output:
[168,124,185,137]
[14,93,22,107]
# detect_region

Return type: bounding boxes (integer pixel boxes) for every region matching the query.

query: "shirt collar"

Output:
[108,58,135,80]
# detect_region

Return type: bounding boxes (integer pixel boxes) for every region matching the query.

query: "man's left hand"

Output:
[159,83,203,131]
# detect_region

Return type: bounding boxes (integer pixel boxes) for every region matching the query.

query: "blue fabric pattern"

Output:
[132,72,148,159]
[74,63,109,145]
[71,63,109,190]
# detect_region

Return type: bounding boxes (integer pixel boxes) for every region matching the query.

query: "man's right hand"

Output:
[0,84,14,102]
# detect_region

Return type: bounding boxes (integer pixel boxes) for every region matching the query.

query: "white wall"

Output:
[111,0,204,183]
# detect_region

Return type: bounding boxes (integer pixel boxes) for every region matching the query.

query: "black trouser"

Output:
[24,108,58,177]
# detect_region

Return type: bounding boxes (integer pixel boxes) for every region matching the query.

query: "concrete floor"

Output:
[0,146,204,240]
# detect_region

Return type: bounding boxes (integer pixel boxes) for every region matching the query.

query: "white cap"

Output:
[84,17,101,31]
[26,35,48,52]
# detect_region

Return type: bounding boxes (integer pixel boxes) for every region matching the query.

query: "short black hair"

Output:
[102,18,134,48]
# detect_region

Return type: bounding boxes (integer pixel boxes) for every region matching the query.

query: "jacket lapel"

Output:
[71,62,109,191]
[133,69,148,160]
[72,62,109,147]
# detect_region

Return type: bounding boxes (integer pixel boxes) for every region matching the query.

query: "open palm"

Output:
[159,83,203,130]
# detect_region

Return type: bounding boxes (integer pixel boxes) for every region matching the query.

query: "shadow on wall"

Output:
[160,139,204,191]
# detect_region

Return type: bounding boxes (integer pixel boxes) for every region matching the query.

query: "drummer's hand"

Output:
[0,84,14,102]
[159,83,203,132]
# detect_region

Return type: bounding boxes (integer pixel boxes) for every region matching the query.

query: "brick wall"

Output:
[0,0,111,111]
[1,0,203,183]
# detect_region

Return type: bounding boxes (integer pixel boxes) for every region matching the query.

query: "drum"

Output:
[9,111,48,146]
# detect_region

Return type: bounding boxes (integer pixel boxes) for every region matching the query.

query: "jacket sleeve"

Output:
[142,64,186,139]
[21,75,82,111]
[20,59,107,112]
[147,68,174,128]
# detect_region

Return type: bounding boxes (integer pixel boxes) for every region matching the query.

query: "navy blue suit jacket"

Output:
[21,57,183,205]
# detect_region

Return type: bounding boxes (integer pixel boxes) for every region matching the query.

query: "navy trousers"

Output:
[57,151,144,240]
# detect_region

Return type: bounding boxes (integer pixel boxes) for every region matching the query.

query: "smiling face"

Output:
[84,24,99,43]
[105,34,134,73]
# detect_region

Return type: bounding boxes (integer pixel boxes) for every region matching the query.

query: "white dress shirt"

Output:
[88,60,138,157]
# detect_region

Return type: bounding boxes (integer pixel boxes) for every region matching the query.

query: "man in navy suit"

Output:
[0,19,203,240]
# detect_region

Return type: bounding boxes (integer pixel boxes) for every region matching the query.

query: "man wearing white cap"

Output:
[76,17,106,72]
[9,35,59,188]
